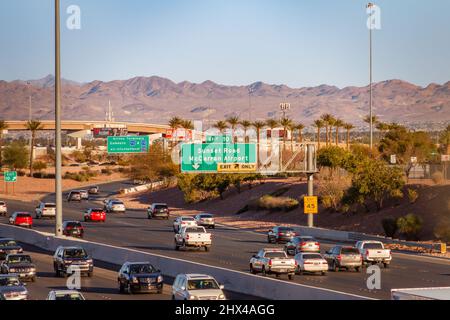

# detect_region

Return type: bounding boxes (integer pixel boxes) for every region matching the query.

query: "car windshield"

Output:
[363,243,384,249]
[154,205,168,210]
[200,214,213,218]
[129,264,156,274]
[0,202,5,206]
[185,227,205,233]
[45,204,56,208]
[71,192,81,195]
[16,214,31,218]
[187,279,219,290]
[278,228,294,232]
[0,240,18,247]
[264,252,286,258]
[0,277,21,286]
[182,217,194,221]
[55,293,84,300]
[112,202,123,205]
[8,255,32,264]
[91,209,104,213]
[302,254,323,260]
[300,237,315,242]
[66,222,81,228]
[341,248,359,254]
[64,249,87,258]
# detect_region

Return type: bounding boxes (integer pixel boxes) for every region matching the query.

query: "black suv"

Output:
[267,226,297,244]
[53,246,94,277]
[0,254,37,282]
[62,221,84,238]
[0,239,23,261]
[118,262,163,294]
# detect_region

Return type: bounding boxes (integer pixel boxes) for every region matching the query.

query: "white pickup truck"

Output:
[249,248,296,280]
[356,241,392,268]
[174,226,212,252]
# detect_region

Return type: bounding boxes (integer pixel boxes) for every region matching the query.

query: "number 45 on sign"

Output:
[304,196,318,214]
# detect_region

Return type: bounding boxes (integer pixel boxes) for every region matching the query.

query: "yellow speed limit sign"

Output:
[304,196,318,214]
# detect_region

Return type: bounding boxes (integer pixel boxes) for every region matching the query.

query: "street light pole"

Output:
[368,3,374,150]
[55,0,63,236]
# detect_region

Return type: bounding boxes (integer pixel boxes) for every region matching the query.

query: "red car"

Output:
[84,208,106,222]
[9,212,33,228]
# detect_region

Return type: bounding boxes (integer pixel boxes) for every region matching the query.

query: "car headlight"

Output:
[86,259,93,264]
[30,267,36,271]
[21,290,28,296]
[157,275,163,283]
[189,295,198,300]
[131,277,139,284]
[10,268,16,272]
[219,294,225,300]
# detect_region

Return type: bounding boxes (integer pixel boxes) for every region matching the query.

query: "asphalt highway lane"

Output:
[2,181,450,300]
[6,245,172,300]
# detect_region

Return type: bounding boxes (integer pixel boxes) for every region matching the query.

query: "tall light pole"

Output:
[55,0,63,236]
[368,2,374,149]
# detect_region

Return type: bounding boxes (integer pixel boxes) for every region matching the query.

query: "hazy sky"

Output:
[1,0,449,88]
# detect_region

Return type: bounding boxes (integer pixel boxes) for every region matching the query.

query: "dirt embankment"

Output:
[119,177,450,241]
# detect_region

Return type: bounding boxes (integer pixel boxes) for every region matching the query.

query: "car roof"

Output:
[0,238,15,241]
[7,253,30,257]
[262,248,285,252]
[51,290,83,294]
[125,262,154,266]
[57,246,85,250]
[184,274,215,280]
[152,203,168,206]
[180,216,194,219]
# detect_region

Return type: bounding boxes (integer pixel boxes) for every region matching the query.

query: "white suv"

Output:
[172,274,226,300]
[35,202,56,219]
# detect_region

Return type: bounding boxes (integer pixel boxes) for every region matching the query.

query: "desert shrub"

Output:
[434,218,450,243]
[431,172,444,185]
[256,195,299,212]
[101,168,112,175]
[382,217,398,238]
[17,170,26,177]
[32,161,47,173]
[407,188,419,204]
[317,176,351,212]
[397,214,423,241]
[71,151,87,163]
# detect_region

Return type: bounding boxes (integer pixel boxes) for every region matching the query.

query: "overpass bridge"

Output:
[4,120,170,135]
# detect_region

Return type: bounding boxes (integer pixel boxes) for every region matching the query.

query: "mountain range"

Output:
[0,75,449,127]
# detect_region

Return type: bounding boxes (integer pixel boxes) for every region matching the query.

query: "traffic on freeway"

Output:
[1,181,450,301]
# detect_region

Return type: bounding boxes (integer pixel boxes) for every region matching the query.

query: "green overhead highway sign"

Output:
[107,136,150,154]
[181,143,257,173]
[4,171,17,183]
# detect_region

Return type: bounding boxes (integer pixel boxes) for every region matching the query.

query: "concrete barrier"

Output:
[294,226,444,252]
[0,224,371,300]
[121,181,165,195]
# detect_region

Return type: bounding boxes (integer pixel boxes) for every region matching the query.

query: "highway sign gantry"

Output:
[107,136,150,154]
[4,171,17,183]
[181,143,257,173]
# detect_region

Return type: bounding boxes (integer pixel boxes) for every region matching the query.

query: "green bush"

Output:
[397,214,423,241]
[256,195,299,212]
[32,161,47,172]
[382,217,398,238]
[407,188,419,204]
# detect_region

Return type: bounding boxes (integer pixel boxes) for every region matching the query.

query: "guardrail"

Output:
[119,181,165,195]
[0,224,371,300]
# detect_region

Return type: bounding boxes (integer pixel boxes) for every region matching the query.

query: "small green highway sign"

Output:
[4,171,17,183]
[107,136,150,154]
[181,143,257,173]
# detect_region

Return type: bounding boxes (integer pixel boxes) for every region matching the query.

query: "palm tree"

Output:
[266,119,279,140]
[168,116,182,144]
[334,119,345,146]
[295,123,305,143]
[180,119,194,141]
[321,114,335,146]
[0,120,8,168]
[214,121,228,134]
[226,116,240,143]
[343,123,354,150]
[240,120,252,143]
[253,121,266,169]
[376,122,389,140]
[363,115,379,125]
[26,120,43,176]
[280,117,293,151]
[314,120,324,150]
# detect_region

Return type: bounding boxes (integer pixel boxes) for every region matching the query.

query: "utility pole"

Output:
[306,144,316,228]
[368,2,374,149]
[55,0,63,237]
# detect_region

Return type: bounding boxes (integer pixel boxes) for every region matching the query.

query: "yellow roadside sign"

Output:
[217,163,257,173]
[304,196,318,214]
